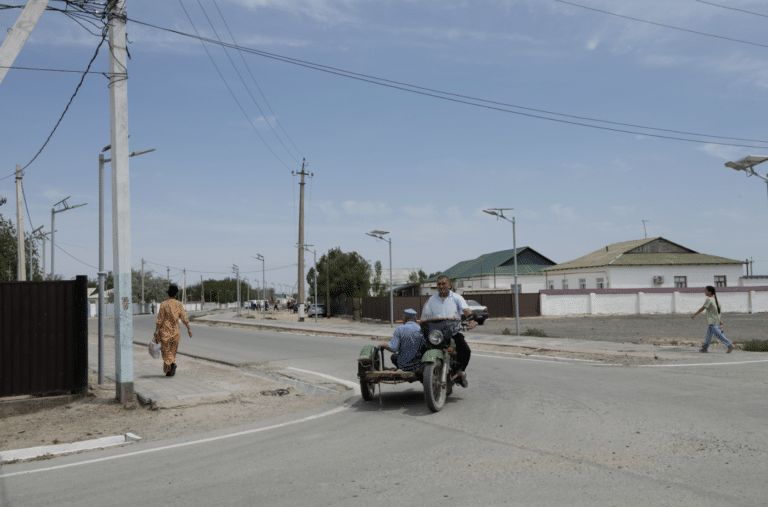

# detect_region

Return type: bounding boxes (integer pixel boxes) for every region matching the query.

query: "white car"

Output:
[465,300,489,325]
[308,304,326,317]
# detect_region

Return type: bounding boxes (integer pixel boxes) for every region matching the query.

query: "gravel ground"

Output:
[478,312,768,344]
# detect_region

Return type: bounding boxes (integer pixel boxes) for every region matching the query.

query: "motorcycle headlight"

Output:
[428,329,443,346]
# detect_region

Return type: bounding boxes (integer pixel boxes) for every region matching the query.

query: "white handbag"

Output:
[148,340,161,359]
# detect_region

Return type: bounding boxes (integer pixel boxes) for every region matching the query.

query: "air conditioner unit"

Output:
[653,276,664,284]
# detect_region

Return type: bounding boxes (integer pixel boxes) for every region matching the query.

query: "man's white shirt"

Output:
[421,290,468,321]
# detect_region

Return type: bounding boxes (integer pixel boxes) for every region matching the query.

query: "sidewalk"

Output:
[196,312,712,361]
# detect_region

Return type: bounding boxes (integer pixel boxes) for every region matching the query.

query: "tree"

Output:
[307,247,372,300]
[372,260,387,297]
[0,201,43,281]
[408,269,428,284]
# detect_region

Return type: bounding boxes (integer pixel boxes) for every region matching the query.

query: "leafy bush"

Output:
[522,328,549,337]
[741,340,768,352]
[501,328,513,336]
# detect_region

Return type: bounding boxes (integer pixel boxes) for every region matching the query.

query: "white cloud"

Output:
[586,38,599,51]
[402,205,436,217]
[341,200,392,215]
[698,143,744,161]
[550,203,577,221]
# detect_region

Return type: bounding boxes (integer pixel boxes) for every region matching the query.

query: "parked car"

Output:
[465,300,489,325]
[308,304,326,317]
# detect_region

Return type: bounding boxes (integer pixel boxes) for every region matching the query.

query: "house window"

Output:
[715,276,726,287]
[548,280,554,290]
[674,276,687,288]
[579,279,586,289]
[596,278,604,289]
[562,280,569,290]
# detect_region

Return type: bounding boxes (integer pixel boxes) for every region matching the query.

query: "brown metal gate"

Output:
[0,276,88,397]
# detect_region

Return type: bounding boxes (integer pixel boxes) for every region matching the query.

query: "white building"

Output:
[540,237,744,290]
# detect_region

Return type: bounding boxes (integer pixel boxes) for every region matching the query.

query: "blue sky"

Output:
[2,0,767,291]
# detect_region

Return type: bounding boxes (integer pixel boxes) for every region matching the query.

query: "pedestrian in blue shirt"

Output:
[379,309,424,372]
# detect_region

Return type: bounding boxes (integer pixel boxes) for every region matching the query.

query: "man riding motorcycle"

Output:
[421,274,474,387]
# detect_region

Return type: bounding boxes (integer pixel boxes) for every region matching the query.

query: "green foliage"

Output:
[307,247,372,299]
[372,260,387,297]
[741,340,768,352]
[408,269,428,284]
[0,205,43,281]
[521,328,549,337]
[185,277,262,303]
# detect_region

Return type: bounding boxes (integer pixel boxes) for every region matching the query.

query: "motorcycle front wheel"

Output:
[423,359,446,412]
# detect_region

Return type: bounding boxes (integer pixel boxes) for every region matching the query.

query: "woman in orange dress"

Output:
[152,284,193,376]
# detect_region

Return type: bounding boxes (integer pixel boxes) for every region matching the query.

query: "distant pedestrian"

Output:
[151,303,155,314]
[152,284,193,377]
[692,285,734,353]
[265,301,269,311]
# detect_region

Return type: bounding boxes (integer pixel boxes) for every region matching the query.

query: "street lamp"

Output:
[298,244,318,323]
[252,254,266,319]
[97,145,155,385]
[725,156,768,207]
[50,197,86,279]
[366,230,393,328]
[483,208,520,336]
[244,277,250,314]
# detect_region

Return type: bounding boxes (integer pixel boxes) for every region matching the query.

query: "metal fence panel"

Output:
[0,276,88,397]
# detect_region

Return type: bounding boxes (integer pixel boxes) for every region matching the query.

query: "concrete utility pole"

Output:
[642,220,649,239]
[483,209,520,336]
[15,165,26,281]
[253,254,266,319]
[201,275,204,307]
[34,229,52,279]
[141,258,145,308]
[0,0,51,86]
[233,264,240,317]
[366,231,394,328]
[182,268,186,304]
[108,0,133,404]
[167,266,170,284]
[293,159,312,321]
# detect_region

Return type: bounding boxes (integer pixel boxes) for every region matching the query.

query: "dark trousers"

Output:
[454,333,471,371]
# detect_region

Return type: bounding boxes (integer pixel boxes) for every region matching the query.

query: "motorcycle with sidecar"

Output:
[357,314,474,412]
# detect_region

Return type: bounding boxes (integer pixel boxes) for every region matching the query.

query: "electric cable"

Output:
[0,65,110,75]
[176,0,294,170]
[554,0,768,50]
[210,0,303,160]
[694,0,768,19]
[54,243,98,270]
[127,17,768,148]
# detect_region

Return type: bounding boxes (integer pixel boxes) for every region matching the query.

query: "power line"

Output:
[19,27,109,172]
[554,0,768,50]
[199,0,301,164]
[210,0,303,160]
[176,0,294,170]
[0,65,109,75]
[54,243,98,270]
[127,16,768,149]
[694,0,768,19]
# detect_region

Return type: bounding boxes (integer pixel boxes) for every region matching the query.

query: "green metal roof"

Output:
[427,247,553,281]
[542,237,744,272]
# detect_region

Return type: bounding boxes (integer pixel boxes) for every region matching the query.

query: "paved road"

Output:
[5,316,765,505]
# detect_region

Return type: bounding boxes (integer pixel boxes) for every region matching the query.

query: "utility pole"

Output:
[642,220,649,239]
[108,0,133,404]
[29,225,42,278]
[34,229,52,279]
[0,0,51,86]
[201,275,204,308]
[233,264,240,317]
[51,196,86,279]
[167,266,170,284]
[293,159,312,321]
[15,165,26,281]
[141,258,145,308]
[182,268,186,304]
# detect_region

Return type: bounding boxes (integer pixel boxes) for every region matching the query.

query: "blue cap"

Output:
[403,309,417,319]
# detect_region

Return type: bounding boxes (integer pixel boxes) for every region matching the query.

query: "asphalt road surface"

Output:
[3,316,767,506]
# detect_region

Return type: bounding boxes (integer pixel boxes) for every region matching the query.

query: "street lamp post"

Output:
[97,145,155,385]
[483,209,520,336]
[244,277,250,314]
[366,230,393,328]
[233,264,241,317]
[725,156,768,207]
[50,197,87,280]
[253,254,265,319]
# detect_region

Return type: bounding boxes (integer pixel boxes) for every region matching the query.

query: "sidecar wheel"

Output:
[423,360,446,412]
[360,379,375,401]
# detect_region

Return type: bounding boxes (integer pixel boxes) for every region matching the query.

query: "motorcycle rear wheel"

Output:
[423,359,446,412]
[360,379,375,401]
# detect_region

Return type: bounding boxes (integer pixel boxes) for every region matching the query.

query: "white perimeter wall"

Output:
[541,288,768,316]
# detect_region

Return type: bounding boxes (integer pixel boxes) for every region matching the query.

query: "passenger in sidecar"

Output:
[378,309,424,372]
